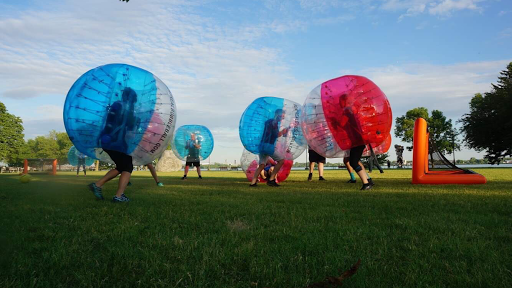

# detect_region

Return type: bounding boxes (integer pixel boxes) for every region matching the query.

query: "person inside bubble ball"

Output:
[88,87,139,203]
[182,133,202,180]
[250,109,289,187]
[338,93,372,190]
[76,153,87,177]
[259,158,277,181]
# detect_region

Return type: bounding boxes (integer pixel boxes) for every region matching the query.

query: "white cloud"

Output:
[359,60,511,119]
[0,0,308,163]
[428,0,483,16]
[382,0,485,19]
[0,0,505,162]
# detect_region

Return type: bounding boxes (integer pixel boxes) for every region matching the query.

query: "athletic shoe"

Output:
[198,175,203,179]
[319,176,326,181]
[112,195,130,203]
[157,182,164,187]
[88,183,104,200]
[368,178,374,187]
[360,183,372,190]
[307,173,312,181]
[249,183,257,187]
[266,180,280,187]
[181,176,187,180]
[347,179,357,183]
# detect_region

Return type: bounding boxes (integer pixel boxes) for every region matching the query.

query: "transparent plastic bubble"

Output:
[172,125,214,161]
[63,64,177,165]
[240,149,293,183]
[302,75,392,155]
[239,97,306,161]
[68,146,95,166]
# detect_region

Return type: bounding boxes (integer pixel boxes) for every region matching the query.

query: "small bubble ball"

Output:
[172,125,214,161]
[67,146,95,166]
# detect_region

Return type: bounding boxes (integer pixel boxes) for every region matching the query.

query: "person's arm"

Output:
[278,127,289,137]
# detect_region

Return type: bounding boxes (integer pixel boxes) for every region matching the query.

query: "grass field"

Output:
[0,169,510,288]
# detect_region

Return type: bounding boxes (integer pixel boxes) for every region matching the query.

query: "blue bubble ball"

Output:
[239,97,306,160]
[172,125,214,161]
[68,146,95,166]
[63,64,177,165]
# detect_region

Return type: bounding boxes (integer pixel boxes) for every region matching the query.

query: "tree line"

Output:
[1,62,511,166]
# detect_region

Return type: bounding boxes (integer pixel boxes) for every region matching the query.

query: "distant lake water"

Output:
[290,163,512,170]
[201,164,512,171]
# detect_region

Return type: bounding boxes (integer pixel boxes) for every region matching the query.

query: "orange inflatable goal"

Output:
[412,118,486,184]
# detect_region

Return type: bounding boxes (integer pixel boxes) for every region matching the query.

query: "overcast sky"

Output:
[0,0,511,164]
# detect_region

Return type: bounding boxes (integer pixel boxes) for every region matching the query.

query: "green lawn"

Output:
[0,169,510,288]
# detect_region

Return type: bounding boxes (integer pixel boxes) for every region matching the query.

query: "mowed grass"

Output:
[0,169,510,288]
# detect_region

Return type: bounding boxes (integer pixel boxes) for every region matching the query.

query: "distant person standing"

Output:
[76,153,87,176]
[307,146,326,181]
[182,133,202,179]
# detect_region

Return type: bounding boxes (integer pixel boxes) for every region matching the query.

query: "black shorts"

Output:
[186,161,200,167]
[103,149,133,173]
[309,149,326,164]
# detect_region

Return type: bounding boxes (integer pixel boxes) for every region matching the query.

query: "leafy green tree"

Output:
[32,135,59,159]
[395,107,459,155]
[376,153,389,164]
[394,107,428,151]
[49,130,73,165]
[460,62,512,164]
[8,140,37,166]
[0,102,25,164]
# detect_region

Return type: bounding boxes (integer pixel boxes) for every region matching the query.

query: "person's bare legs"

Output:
[318,162,324,177]
[147,163,159,184]
[344,157,353,173]
[260,169,267,180]
[196,166,201,177]
[357,170,368,184]
[308,162,315,181]
[115,171,131,197]
[344,157,356,182]
[251,164,265,185]
[349,145,369,188]
[95,169,121,188]
[346,159,370,184]
[184,165,189,176]
[268,160,284,181]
